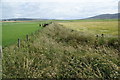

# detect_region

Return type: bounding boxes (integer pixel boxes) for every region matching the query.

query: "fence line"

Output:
[17,22,52,48]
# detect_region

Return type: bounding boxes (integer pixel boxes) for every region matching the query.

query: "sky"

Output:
[0,0,119,19]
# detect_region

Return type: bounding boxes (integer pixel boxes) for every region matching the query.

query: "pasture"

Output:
[2,21,43,47]
[59,20,118,36]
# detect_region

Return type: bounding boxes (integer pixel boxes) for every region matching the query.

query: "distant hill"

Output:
[2,18,37,21]
[85,13,119,19]
[1,13,120,21]
[2,18,50,21]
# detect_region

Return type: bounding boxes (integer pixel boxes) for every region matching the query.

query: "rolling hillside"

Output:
[85,13,119,19]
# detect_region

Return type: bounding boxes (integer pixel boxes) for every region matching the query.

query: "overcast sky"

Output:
[0,0,119,19]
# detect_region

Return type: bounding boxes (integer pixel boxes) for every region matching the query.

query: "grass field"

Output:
[2,21,43,47]
[59,20,118,36]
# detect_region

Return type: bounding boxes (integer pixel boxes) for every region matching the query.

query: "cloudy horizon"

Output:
[1,0,119,20]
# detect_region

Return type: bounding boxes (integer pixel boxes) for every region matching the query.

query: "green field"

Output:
[2,22,43,46]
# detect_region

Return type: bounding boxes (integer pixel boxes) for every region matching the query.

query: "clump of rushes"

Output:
[2,22,120,79]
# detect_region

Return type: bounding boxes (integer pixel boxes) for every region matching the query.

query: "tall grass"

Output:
[59,21,118,36]
[2,22,120,79]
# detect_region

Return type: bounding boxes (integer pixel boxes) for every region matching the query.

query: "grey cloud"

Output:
[1,1,118,19]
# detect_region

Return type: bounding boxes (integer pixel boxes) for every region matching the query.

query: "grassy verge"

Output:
[2,22,120,79]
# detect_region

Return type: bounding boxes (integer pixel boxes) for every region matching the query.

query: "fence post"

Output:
[94,35,99,48]
[0,46,2,58]
[26,35,29,41]
[39,24,41,27]
[18,38,20,47]
[101,34,104,38]
[96,34,98,38]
